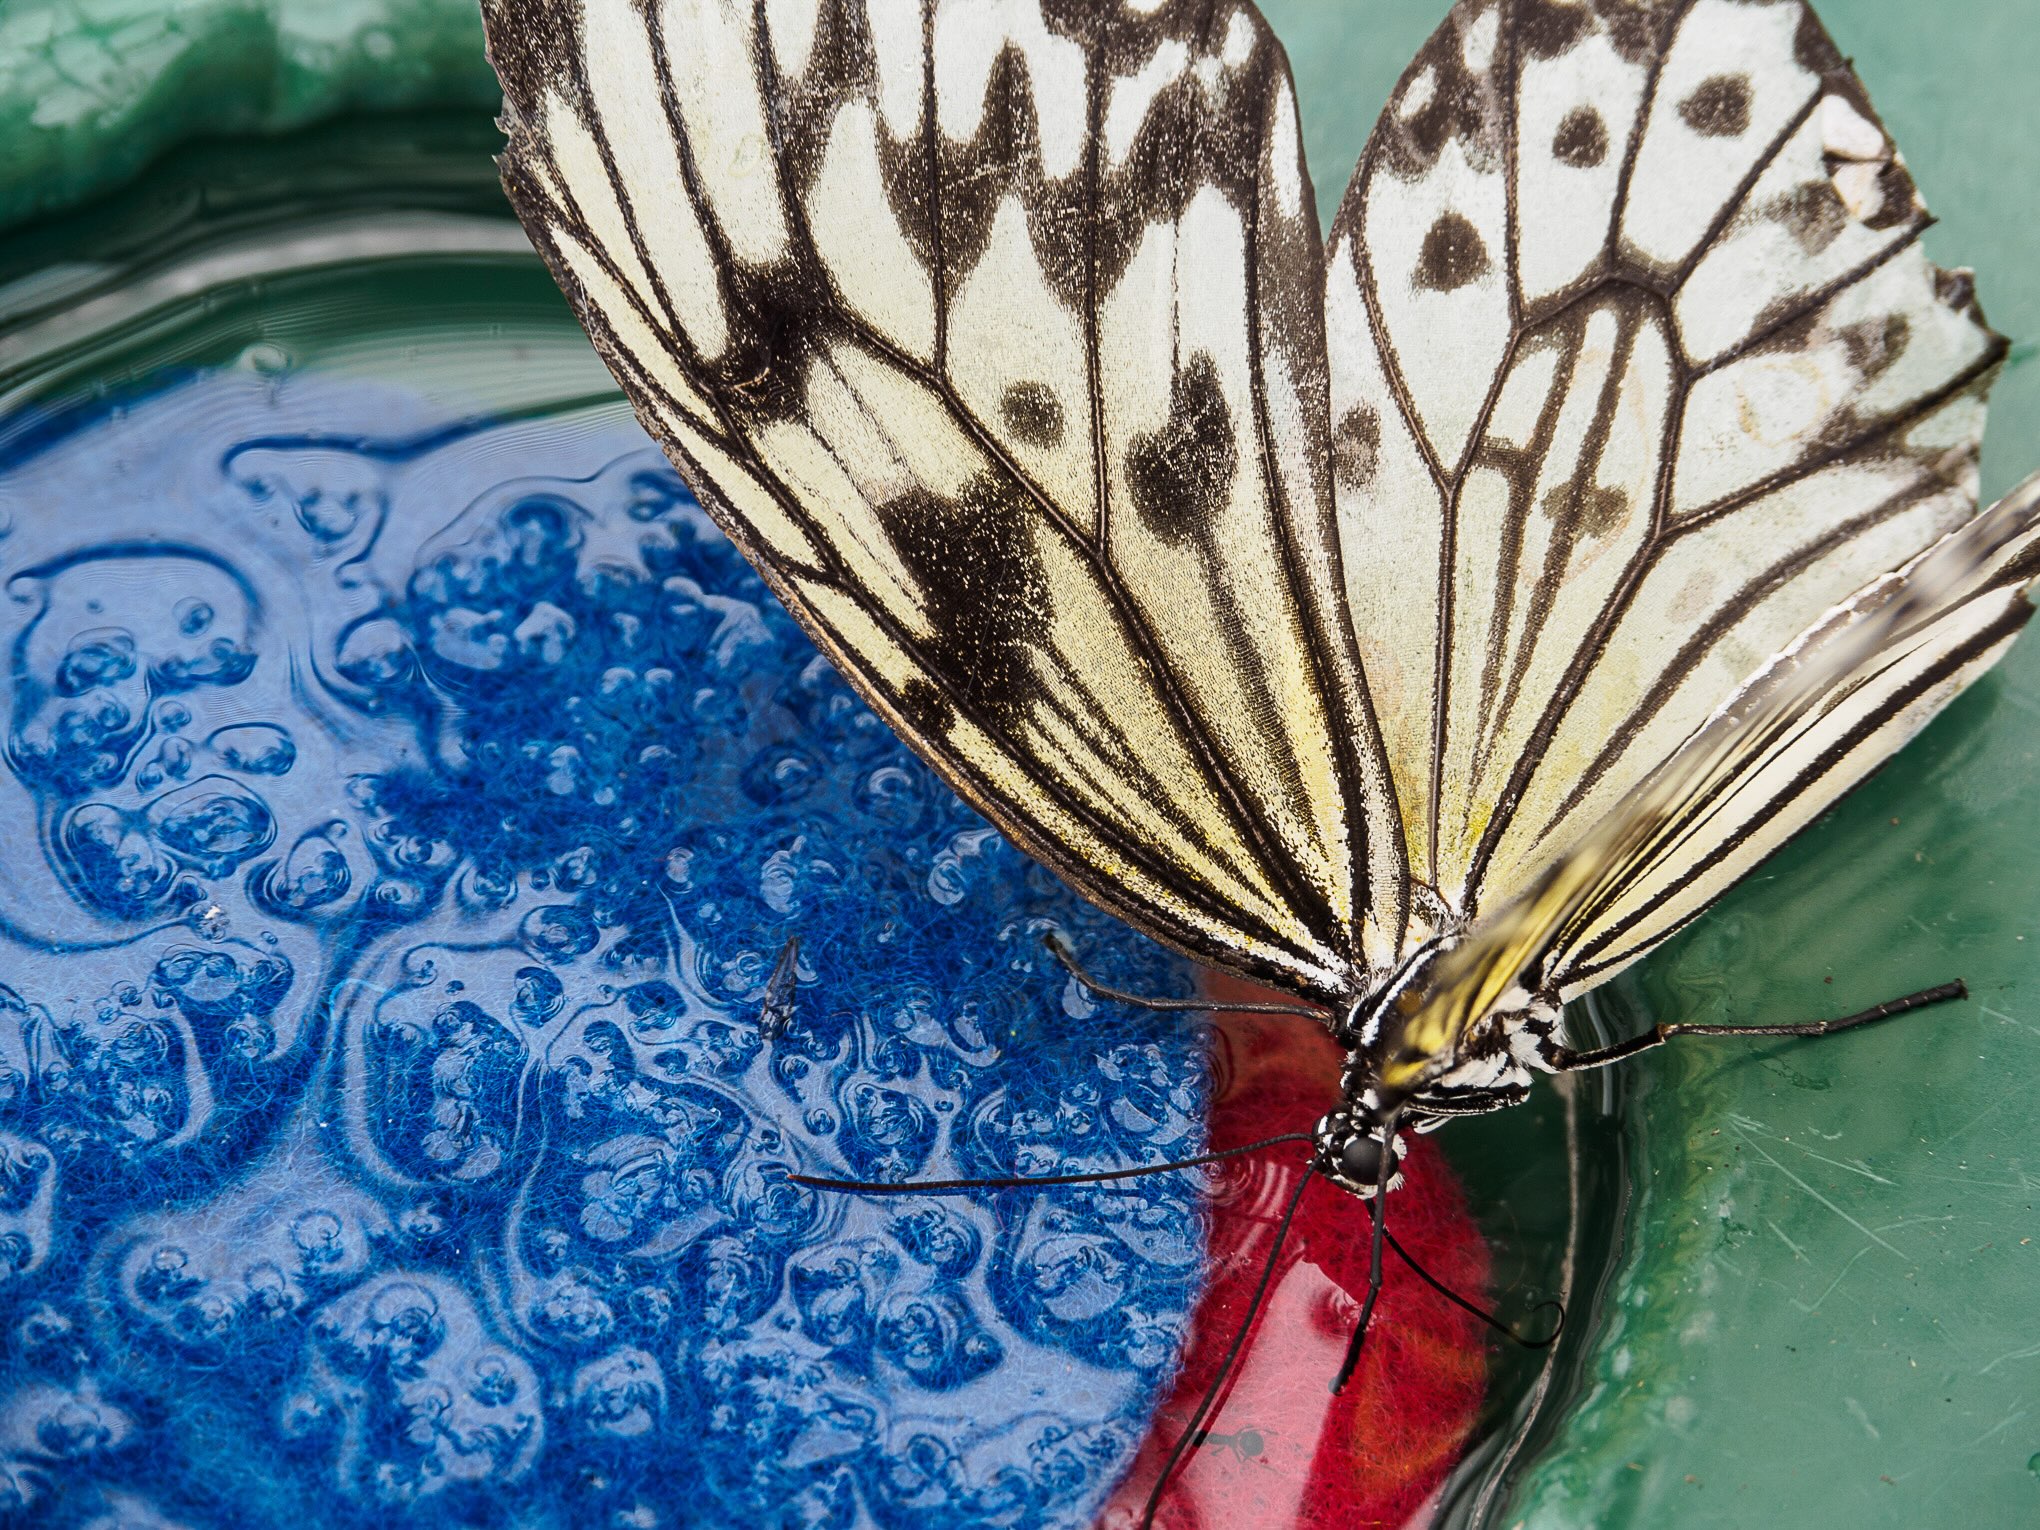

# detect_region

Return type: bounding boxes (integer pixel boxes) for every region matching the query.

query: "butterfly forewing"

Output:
[481,0,1413,1000]
[1329,0,2008,934]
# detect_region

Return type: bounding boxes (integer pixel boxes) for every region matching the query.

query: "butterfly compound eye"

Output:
[1337,1133,1396,1185]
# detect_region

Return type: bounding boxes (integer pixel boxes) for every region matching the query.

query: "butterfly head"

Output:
[1311,1105,1407,1199]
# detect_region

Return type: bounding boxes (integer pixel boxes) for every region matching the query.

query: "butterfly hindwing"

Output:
[1382,480,2040,1092]
[481,0,1410,1000]
[1543,484,2040,994]
[1329,0,2008,937]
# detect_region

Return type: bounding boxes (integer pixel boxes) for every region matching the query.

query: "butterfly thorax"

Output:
[1314,940,1556,1198]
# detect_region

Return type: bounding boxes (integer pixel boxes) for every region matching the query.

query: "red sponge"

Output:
[1102,996,1490,1529]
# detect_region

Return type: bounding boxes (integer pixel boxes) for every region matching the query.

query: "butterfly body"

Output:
[1288,928,1544,1195]
[482,0,2040,1208]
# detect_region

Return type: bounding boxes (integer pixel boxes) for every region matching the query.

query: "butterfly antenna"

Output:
[1330,1115,1400,1394]
[1381,1225,1565,1349]
[788,1132,1312,1195]
[1043,933,1327,1020]
[1138,1165,1316,1530]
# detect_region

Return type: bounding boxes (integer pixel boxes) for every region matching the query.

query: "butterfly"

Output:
[479,0,2040,1484]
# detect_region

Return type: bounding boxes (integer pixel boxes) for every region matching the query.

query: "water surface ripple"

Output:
[0,371,1204,1530]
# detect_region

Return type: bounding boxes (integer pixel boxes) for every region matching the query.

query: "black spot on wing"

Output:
[1514,0,1589,59]
[1680,74,1753,138]
[1542,483,1630,538]
[1332,406,1381,492]
[1760,180,1849,256]
[1934,266,1978,314]
[708,271,836,420]
[1844,159,1926,234]
[767,0,938,272]
[1375,2,1507,179]
[1551,106,1608,168]
[1838,313,1911,381]
[1791,0,1848,75]
[1516,0,1673,65]
[1415,212,1492,292]
[1125,353,1238,537]
[883,475,1051,725]
[895,674,953,737]
[1000,381,1065,447]
[932,44,1080,307]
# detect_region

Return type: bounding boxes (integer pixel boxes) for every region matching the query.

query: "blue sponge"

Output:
[0,373,1205,1530]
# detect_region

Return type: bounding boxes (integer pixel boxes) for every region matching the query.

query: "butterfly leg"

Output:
[1041,933,1327,1019]
[1542,981,1967,1073]
[1402,1085,1531,1122]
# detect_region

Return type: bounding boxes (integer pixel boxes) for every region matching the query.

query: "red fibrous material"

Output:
[1102,994,1490,1530]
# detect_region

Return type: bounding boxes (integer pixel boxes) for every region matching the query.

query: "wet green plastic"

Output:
[0,0,499,234]
[2,0,2036,1524]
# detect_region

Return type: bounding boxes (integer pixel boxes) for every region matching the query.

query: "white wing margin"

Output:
[1327,0,2007,938]
[481,0,1409,999]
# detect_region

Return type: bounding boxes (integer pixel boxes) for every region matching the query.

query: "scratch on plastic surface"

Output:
[1980,1339,2040,1375]
[1979,1004,2040,1038]
[1940,1091,2016,1146]
[1872,1214,1955,1235]
[1725,1113,1894,1184]
[1908,1164,2040,1195]
[1729,1122,1907,1259]
[1766,1220,1810,1261]
[1959,1406,2028,1447]
[1844,1396,1881,1440]
[1793,1246,1871,1314]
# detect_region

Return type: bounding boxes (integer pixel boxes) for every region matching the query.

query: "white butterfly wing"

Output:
[1547,480,2040,994]
[1381,474,2040,1093]
[1328,0,2008,938]
[480,0,1409,1000]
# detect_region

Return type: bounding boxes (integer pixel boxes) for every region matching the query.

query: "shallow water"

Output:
[0,113,1605,1530]
[0,368,1229,1528]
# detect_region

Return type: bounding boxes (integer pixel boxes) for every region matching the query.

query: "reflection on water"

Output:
[0,371,1223,1528]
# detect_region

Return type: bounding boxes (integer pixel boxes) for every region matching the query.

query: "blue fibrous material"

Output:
[0,374,1208,1530]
